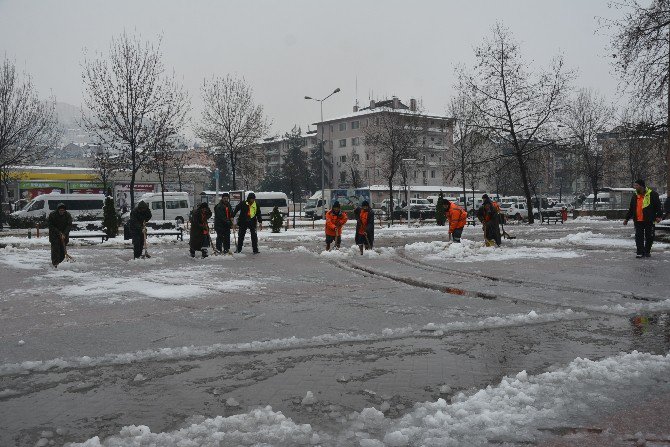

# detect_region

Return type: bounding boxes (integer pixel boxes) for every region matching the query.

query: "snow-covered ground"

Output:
[1,218,669,446]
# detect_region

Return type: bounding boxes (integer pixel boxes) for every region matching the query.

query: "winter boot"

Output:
[190,249,196,258]
[202,248,208,259]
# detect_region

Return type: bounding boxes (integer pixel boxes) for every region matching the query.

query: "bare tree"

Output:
[364,110,421,224]
[606,0,670,195]
[561,88,614,210]
[457,23,572,223]
[82,32,189,209]
[343,147,363,188]
[197,75,269,190]
[448,92,488,213]
[90,146,122,194]
[0,57,60,205]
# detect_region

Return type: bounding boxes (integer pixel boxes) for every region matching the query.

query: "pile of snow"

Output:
[1,309,584,376]
[531,231,669,250]
[68,351,670,446]
[404,240,581,263]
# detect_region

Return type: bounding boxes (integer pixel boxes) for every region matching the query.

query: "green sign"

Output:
[19,181,67,189]
[69,182,105,189]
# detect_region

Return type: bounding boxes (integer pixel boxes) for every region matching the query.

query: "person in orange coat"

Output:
[445,199,467,243]
[325,200,348,251]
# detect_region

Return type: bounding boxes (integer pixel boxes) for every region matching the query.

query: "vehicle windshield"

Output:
[22,200,35,211]
[500,203,513,209]
[414,199,430,204]
[306,199,318,207]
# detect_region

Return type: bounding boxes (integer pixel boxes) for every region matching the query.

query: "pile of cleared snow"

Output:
[404,240,581,262]
[1,310,583,376]
[67,351,670,447]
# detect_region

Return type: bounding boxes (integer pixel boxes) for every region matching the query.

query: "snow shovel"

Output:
[141,223,151,259]
[61,234,74,263]
[231,225,237,254]
[205,221,220,255]
[500,221,516,240]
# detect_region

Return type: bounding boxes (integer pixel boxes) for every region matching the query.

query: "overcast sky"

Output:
[0,0,628,137]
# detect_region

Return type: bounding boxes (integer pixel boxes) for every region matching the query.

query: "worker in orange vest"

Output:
[325,201,348,250]
[445,199,467,243]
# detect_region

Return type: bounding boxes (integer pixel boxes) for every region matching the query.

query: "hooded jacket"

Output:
[129,202,152,236]
[190,203,213,250]
[325,209,348,236]
[446,202,467,234]
[48,206,72,241]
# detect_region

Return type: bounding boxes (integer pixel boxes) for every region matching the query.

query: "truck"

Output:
[304,188,371,219]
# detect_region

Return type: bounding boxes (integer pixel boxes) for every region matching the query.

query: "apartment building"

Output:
[259,130,319,175]
[316,97,455,189]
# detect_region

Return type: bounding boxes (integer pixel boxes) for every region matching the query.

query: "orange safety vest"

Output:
[358,210,369,235]
[446,203,468,233]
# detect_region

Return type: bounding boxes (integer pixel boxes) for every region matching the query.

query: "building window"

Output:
[339,122,347,131]
[352,153,360,162]
[340,171,346,182]
[413,171,417,179]
[340,155,347,163]
[339,139,347,148]
[431,170,436,178]
[351,120,360,129]
[436,137,443,145]
[366,153,369,160]
[352,137,360,146]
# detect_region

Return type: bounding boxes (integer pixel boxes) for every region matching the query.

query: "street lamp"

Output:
[402,158,417,227]
[305,88,341,216]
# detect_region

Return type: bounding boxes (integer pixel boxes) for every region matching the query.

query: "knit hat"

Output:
[247,192,256,200]
[481,194,489,200]
[361,200,369,207]
[222,192,230,198]
[332,200,340,208]
[634,179,646,188]
[57,202,66,210]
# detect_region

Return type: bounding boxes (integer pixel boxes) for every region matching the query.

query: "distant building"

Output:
[316,97,456,189]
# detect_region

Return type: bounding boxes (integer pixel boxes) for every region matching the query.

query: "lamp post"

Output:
[305,88,341,217]
[402,158,416,227]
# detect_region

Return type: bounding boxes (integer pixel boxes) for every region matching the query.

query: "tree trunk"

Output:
[388,177,394,226]
[461,159,467,213]
[230,150,237,190]
[515,147,534,224]
[130,146,137,210]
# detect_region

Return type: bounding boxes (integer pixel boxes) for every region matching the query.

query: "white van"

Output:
[138,191,191,223]
[248,191,289,218]
[11,193,105,219]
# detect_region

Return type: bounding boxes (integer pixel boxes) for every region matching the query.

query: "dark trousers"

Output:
[634,221,655,255]
[237,223,258,252]
[452,227,464,243]
[215,226,231,252]
[484,221,502,246]
[132,234,144,258]
[49,237,67,265]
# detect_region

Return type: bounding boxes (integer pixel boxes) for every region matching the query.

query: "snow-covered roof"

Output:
[8,165,96,172]
[315,107,454,126]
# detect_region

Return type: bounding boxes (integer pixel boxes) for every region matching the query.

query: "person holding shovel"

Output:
[129,201,152,259]
[444,199,467,243]
[214,193,234,254]
[354,200,374,255]
[48,202,73,267]
[325,200,348,251]
[190,202,213,258]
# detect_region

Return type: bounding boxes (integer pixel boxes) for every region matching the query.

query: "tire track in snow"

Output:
[395,250,667,303]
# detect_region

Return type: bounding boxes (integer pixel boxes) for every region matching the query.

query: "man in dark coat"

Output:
[48,202,72,267]
[190,202,213,258]
[354,200,374,255]
[129,201,152,259]
[232,192,263,254]
[477,197,501,247]
[214,193,234,254]
[624,179,663,258]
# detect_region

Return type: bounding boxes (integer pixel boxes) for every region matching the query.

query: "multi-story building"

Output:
[259,130,318,175]
[316,97,455,189]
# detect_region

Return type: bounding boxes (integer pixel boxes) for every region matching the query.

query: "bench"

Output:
[541,215,563,224]
[139,221,185,241]
[68,222,109,242]
[466,217,478,226]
